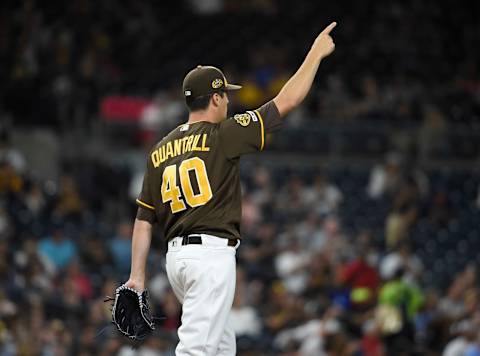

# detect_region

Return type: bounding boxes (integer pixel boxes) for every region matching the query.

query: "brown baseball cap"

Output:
[182,65,242,99]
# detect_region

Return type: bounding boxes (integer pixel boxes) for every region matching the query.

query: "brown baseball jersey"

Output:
[136,100,282,242]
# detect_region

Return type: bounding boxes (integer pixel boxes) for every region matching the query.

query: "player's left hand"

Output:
[311,21,337,59]
[124,277,145,292]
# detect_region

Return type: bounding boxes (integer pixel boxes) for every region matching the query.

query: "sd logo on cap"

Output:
[183,65,242,100]
[212,79,224,89]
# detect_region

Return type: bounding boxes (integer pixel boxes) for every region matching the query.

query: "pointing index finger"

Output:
[321,22,337,35]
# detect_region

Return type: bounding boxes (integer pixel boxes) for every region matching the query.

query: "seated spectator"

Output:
[418,105,448,160]
[23,181,47,220]
[236,75,266,109]
[264,282,305,333]
[274,307,348,356]
[275,175,309,218]
[302,173,343,216]
[159,290,181,332]
[378,268,424,354]
[39,319,74,355]
[427,190,452,227]
[361,320,385,356]
[367,152,403,200]
[274,318,325,355]
[438,265,477,321]
[379,268,424,320]
[241,223,278,282]
[317,74,352,121]
[15,239,54,293]
[0,129,26,174]
[241,195,262,233]
[53,175,85,221]
[380,242,423,285]
[139,89,185,139]
[275,236,310,295]
[294,213,325,251]
[80,236,113,278]
[320,215,352,263]
[465,332,480,356]
[340,245,380,308]
[108,221,133,276]
[352,75,386,120]
[442,319,474,356]
[0,206,10,237]
[250,165,274,207]
[385,178,419,249]
[229,269,262,339]
[304,251,333,301]
[65,260,93,300]
[0,161,23,195]
[38,224,77,271]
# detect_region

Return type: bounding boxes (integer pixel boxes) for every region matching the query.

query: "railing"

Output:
[264,120,480,163]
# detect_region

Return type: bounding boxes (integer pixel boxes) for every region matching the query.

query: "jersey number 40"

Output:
[161,157,213,213]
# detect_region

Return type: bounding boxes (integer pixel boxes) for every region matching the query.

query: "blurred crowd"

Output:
[1,0,479,131]
[1,128,480,355]
[1,0,480,355]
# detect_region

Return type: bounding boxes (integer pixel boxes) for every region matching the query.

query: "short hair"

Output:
[185,91,225,112]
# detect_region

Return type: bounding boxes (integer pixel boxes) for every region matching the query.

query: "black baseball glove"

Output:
[105,284,155,341]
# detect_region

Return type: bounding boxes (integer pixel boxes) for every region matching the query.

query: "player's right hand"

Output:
[311,22,337,59]
[124,277,145,292]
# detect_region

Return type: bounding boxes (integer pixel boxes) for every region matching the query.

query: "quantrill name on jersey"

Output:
[151,133,210,167]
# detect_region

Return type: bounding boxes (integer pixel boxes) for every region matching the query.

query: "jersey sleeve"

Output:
[136,160,157,222]
[219,100,282,159]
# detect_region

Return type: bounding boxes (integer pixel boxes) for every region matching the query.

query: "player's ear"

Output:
[212,93,221,107]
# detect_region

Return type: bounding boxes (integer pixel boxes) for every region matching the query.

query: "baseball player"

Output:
[124,22,337,355]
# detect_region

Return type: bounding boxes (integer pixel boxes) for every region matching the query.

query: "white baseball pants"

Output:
[166,234,239,356]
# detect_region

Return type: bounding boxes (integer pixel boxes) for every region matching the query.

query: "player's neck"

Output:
[187,109,221,124]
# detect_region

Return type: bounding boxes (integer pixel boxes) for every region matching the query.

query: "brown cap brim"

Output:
[225,83,242,91]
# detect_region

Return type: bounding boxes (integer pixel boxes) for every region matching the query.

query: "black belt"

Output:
[181,235,202,245]
[167,235,238,251]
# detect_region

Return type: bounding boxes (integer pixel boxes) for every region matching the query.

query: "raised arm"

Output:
[273,22,337,117]
[124,218,153,291]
